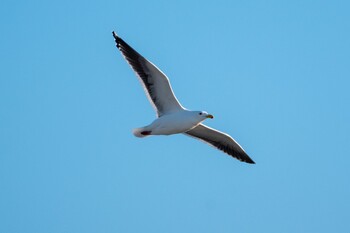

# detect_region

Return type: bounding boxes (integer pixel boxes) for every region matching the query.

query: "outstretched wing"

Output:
[184,124,255,164]
[113,32,184,117]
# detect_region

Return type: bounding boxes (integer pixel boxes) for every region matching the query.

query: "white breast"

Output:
[149,111,202,135]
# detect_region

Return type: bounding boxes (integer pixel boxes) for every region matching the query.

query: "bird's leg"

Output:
[140,131,152,136]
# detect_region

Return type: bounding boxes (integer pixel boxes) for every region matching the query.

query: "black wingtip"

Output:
[246,159,256,164]
[112,31,121,48]
[243,155,255,164]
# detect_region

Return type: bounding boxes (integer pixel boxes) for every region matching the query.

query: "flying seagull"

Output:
[112,32,255,164]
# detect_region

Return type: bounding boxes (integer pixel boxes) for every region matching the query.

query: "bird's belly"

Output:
[150,117,198,135]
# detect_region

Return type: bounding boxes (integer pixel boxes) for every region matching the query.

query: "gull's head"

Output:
[195,111,214,120]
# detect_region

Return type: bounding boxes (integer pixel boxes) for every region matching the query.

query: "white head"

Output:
[193,111,214,121]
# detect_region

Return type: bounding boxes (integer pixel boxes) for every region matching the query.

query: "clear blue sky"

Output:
[1,0,349,232]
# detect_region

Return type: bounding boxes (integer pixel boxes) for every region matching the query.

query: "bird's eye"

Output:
[199,112,202,115]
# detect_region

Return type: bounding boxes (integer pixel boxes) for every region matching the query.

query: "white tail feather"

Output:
[132,127,149,138]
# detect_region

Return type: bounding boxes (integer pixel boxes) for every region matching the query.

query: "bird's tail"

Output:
[132,127,152,138]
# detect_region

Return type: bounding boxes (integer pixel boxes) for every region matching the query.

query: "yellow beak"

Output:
[206,114,214,119]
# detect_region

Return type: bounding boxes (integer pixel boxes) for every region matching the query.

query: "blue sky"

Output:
[1,0,349,232]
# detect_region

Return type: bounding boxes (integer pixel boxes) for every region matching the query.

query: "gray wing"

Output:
[113,32,184,117]
[184,124,255,164]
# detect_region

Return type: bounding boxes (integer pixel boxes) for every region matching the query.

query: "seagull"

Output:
[112,32,255,164]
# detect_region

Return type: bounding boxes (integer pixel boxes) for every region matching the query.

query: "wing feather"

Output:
[113,32,184,117]
[184,124,255,164]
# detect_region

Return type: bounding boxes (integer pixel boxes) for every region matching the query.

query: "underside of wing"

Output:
[112,32,184,117]
[184,124,255,164]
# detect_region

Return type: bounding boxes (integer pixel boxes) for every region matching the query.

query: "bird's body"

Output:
[133,110,213,137]
[112,31,255,164]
